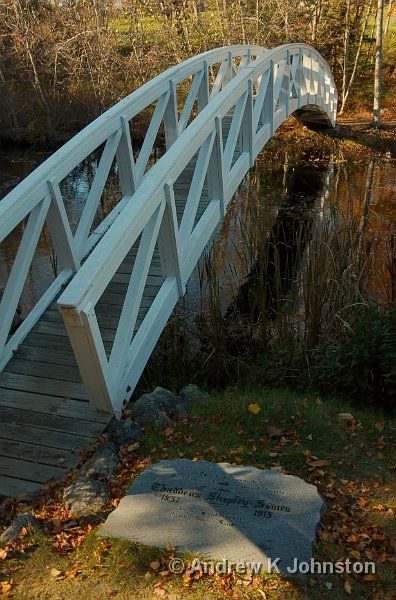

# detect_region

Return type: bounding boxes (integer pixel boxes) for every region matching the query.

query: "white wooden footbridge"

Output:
[0,44,337,497]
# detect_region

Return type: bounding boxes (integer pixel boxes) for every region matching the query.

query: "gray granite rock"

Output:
[172,402,190,419]
[0,513,40,543]
[63,477,109,516]
[131,387,177,427]
[154,412,174,429]
[106,419,143,447]
[99,459,325,575]
[80,442,119,480]
[178,384,210,405]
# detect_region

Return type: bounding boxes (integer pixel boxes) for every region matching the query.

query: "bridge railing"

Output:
[0,45,263,373]
[57,43,337,416]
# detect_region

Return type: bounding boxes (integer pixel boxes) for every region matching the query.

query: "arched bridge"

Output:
[0,44,336,495]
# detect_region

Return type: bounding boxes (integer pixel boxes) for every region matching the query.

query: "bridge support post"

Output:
[59,305,114,415]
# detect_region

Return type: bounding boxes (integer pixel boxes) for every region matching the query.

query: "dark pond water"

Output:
[1,141,395,320]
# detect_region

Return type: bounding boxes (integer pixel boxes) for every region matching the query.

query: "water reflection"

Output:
[0,146,395,319]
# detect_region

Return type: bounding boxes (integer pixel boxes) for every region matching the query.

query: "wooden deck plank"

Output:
[0,372,88,400]
[4,358,82,384]
[0,422,96,451]
[0,456,66,484]
[0,389,109,423]
[0,405,102,437]
[15,345,79,367]
[0,438,76,468]
[0,475,41,498]
[23,331,74,351]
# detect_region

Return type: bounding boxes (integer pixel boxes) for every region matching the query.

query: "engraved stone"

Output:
[99,459,325,574]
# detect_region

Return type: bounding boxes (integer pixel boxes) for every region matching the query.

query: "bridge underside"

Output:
[293,104,334,128]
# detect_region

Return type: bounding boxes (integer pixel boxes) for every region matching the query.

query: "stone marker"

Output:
[99,459,325,574]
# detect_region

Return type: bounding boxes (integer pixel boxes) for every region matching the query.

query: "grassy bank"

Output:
[0,388,395,599]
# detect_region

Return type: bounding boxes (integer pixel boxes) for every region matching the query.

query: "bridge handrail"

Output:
[0,44,263,372]
[0,45,263,243]
[57,43,337,416]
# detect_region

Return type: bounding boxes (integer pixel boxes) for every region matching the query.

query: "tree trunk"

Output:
[385,0,394,35]
[373,0,384,128]
[341,0,352,110]
[340,0,373,113]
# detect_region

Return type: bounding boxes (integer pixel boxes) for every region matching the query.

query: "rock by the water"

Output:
[99,459,325,575]
[106,419,143,447]
[178,384,210,405]
[131,387,176,427]
[0,513,39,543]
[80,442,119,480]
[63,477,109,516]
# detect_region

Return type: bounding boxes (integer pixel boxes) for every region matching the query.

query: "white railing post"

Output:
[242,79,254,168]
[207,117,225,216]
[163,80,179,148]
[266,60,274,138]
[159,183,185,295]
[46,180,80,270]
[197,61,209,112]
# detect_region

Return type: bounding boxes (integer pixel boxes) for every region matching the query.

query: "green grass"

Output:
[1,387,395,599]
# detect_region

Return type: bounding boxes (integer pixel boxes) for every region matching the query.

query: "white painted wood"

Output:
[178,70,204,133]
[0,269,72,372]
[164,80,178,148]
[59,304,113,413]
[136,91,170,182]
[115,277,180,412]
[210,61,229,98]
[74,129,122,252]
[223,90,248,174]
[46,180,80,270]
[116,116,138,196]
[0,196,51,356]
[159,183,184,294]
[252,68,270,134]
[109,200,166,380]
[179,130,216,245]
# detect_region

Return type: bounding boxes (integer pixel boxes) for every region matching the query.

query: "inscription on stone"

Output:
[99,459,325,573]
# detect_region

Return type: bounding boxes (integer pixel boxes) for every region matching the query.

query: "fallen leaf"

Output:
[338,413,354,421]
[344,580,352,595]
[50,568,63,578]
[247,403,261,415]
[308,459,331,467]
[0,550,8,560]
[148,560,161,571]
[1,582,11,597]
[266,426,283,437]
[363,574,377,582]
[127,442,140,452]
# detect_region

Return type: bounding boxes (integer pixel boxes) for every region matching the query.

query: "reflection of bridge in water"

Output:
[0,44,337,497]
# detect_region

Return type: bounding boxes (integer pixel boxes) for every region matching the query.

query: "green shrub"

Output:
[311,302,396,410]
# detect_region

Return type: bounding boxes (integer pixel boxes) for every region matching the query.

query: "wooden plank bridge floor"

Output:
[0,146,225,499]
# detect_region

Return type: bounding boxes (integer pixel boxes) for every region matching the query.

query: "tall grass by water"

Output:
[140,135,396,411]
